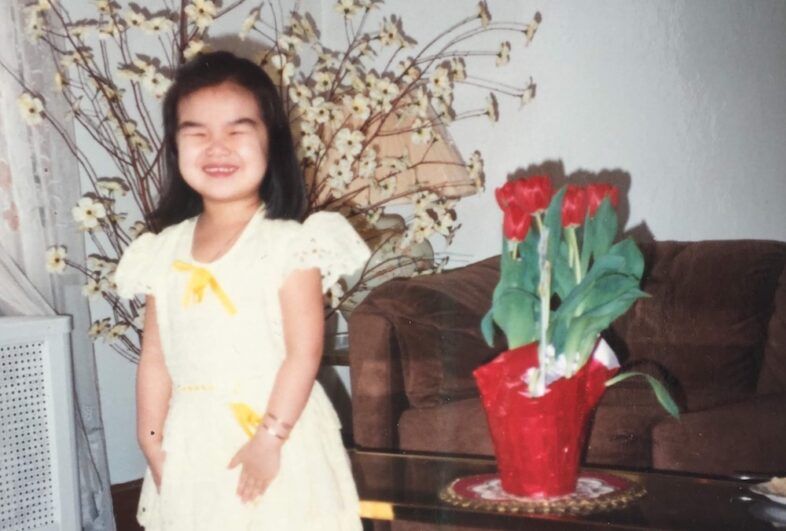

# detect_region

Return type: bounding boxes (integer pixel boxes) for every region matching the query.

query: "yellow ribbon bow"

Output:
[230,402,261,439]
[172,260,237,315]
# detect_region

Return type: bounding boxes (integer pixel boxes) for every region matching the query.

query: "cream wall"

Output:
[421,0,786,264]
[66,1,786,483]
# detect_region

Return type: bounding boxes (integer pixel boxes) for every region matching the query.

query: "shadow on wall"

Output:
[508,160,655,244]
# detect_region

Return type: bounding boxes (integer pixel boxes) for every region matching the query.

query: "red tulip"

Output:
[495,181,516,210]
[513,175,553,214]
[503,204,532,241]
[561,185,587,228]
[586,184,619,217]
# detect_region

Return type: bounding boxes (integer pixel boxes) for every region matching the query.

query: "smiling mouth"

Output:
[202,165,239,177]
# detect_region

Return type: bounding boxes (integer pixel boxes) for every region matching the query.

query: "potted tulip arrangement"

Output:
[474,175,678,497]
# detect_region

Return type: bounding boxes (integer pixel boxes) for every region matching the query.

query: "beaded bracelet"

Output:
[260,421,288,441]
[265,411,293,430]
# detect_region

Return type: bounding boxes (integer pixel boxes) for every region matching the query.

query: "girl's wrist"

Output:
[251,428,285,450]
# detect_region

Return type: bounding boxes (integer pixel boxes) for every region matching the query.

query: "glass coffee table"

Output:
[350,449,785,530]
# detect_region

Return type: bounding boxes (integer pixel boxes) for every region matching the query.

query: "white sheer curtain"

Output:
[0,4,116,530]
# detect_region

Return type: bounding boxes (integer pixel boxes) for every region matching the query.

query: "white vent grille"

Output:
[0,317,80,531]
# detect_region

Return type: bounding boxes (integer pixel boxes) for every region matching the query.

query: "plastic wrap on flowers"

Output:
[473,341,618,497]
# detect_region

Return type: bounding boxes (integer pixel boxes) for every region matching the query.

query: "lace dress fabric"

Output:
[115,208,370,530]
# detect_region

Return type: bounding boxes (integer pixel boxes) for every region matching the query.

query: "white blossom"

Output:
[45,246,67,274]
[411,119,434,144]
[327,160,354,193]
[239,8,259,40]
[133,308,146,329]
[142,16,173,34]
[485,93,499,123]
[429,67,451,98]
[97,177,129,196]
[377,177,396,199]
[449,58,466,81]
[496,41,511,66]
[142,70,171,99]
[117,65,143,82]
[54,71,66,92]
[524,12,542,45]
[327,283,344,309]
[106,323,129,343]
[184,39,206,60]
[334,128,365,158]
[358,148,378,179]
[317,50,340,70]
[82,278,103,299]
[185,0,217,31]
[305,97,331,124]
[94,0,111,15]
[69,24,91,40]
[520,80,536,107]
[18,93,44,125]
[288,84,312,106]
[72,196,107,230]
[291,15,317,42]
[345,94,371,121]
[88,318,111,340]
[334,0,359,18]
[314,71,333,93]
[98,19,122,39]
[25,10,45,40]
[299,133,324,162]
[467,150,484,190]
[477,1,491,28]
[87,255,108,273]
[123,10,146,28]
[379,19,402,47]
[365,208,382,225]
[267,53,294,85]
[278,34,302,55]
[128,221,147,239]
[369,79,399,112]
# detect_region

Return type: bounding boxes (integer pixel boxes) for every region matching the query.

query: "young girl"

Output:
[115,51,369,530]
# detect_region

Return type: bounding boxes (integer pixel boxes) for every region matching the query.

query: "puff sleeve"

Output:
[114,232,161,299]
[280,211,371,294]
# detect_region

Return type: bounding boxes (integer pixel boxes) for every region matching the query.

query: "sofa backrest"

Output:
[758,264,786,394]
[609,240,786,411]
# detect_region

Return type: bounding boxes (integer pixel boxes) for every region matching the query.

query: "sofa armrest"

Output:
[652,393,786,476]
[349,256,501,449]
[349,309,408,449]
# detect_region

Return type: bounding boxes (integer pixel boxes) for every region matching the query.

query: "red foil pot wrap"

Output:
[473,342,618,497]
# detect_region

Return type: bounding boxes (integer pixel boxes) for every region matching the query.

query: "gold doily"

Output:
[439,472,646,516]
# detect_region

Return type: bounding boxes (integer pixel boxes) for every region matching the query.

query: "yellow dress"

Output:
[115,208,370,530]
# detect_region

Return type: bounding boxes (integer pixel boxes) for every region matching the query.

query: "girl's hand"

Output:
[227,432,283,503]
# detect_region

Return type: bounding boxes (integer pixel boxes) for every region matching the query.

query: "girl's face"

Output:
[175,82,269,208]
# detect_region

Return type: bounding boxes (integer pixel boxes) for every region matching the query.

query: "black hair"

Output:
[149,51,306,232]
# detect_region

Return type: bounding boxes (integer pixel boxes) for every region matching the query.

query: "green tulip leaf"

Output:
[606,371,680,418]
[481,307,496,347]
[544,188,567,276]
[493,287,538,349]
[553,240,576,300]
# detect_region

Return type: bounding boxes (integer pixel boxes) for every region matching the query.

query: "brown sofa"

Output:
[348,240,786,477]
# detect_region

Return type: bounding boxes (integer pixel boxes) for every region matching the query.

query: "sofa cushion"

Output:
[398,397,494,456]
[360,256,502,408]
[758,266,786,393]
[585,361,680,469]
[609,240,786,411]
[652,393,786,476]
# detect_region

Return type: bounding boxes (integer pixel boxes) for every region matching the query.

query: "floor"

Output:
[111,479,142,531]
